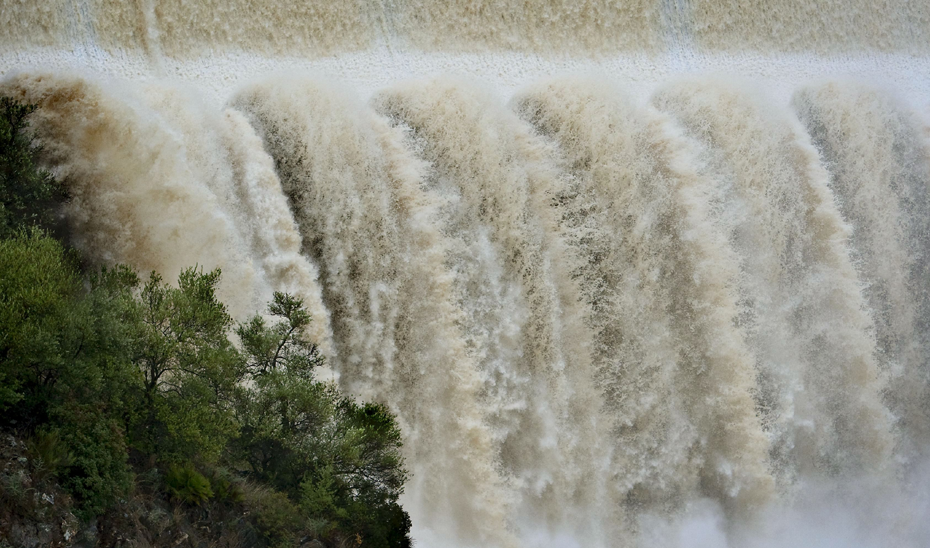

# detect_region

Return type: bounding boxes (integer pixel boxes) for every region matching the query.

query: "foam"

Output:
[3,45,930,110]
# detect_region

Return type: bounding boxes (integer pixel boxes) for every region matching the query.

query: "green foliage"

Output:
[204,466,244,503]
[165,463,214,506]
[0,230,81,415]
[55,404,133,519]
[128,267,242,463]
[243,484,305,548]
[0,231,142,422]
[0,230,138,517]
[238,292,322,380]
[234,294,411,548]
[0,97,66,237]
[25,430,72,483]
[0,237,411,543]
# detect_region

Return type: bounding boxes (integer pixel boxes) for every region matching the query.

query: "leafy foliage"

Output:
[0,230,78,414]
[234,293,411,548]
[129,267,242,463]
[165,463,214,505]
[0,231,136,517]
[243,484,305,548]
[0,97,66,237]
[25,430,72,482]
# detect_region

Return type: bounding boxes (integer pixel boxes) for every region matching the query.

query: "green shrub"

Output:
[25,429,71,484]
[243,484,304,548]
[56,408,132,520]
[204,466,244,503]
[165,463,213,506]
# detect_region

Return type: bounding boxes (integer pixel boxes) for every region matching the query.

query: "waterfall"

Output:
[514,79,775,516]
[653,80,893,478]
[2,1,930,546]
[793,83,930,462]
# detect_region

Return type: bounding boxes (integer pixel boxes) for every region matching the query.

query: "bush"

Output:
[25,430,71,484]
[56,406,132,519]
[165,463,213,506]
[243,484,304,548]
[204,466,244,503]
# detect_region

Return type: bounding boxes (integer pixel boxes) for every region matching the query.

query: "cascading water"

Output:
[653,80,894,478]
[2,1,930,547]
[792,84,930,462]
[514,79,776,516]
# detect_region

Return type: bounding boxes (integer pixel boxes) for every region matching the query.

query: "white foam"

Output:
[3,45,930,108]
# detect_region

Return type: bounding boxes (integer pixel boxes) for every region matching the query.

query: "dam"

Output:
[2,1,929,546]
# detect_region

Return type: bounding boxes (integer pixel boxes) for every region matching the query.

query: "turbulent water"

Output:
[3,1,930,547]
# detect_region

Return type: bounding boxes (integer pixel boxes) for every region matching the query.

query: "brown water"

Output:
[2,2,930,546]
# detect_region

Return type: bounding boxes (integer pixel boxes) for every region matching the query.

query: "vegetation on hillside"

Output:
[0,97,412,548]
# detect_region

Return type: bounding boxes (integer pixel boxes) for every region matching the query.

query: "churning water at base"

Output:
[2,3,930,544]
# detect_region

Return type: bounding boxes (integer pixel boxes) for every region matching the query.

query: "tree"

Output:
[0,97,66,237]
[234,293,411,548]
[128,267,243,463]
[0,230,77,415]
[0,230,138,516]
[0,98,411,543]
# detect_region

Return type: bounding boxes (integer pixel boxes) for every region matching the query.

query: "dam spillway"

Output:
[2,1,930,546]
